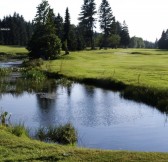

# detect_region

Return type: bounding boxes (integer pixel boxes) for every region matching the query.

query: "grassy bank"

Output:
[42,49,168,89]
[1,126,168,162]
[40,49,168,111]
[0,45,28,60]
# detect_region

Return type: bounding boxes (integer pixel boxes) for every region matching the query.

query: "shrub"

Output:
[54,123,77,145]
[35,123,77,145]
[22,69,46,81]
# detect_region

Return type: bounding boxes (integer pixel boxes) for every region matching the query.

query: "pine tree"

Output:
[76,25,85,50]
[55,13,63,41]
[99,0,114,48]
[68,25,77,51]
[99,0,114,36]
[0,20,4,44]
[27,0,61,59]
[120,21,130,48]
[26,21,33,43]
[63,7,71,54]
[34,0,50,26]
[158,30,168,49]
[79,0,97,49]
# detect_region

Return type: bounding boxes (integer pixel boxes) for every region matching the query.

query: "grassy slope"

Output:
[1,128,168,162]
[42,49,168,90]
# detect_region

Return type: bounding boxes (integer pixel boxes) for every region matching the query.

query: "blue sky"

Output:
[1,0,168,42]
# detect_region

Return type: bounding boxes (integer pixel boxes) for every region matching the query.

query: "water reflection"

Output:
[36,94,56,126]
[0,61,22,68]
[1,72,168,151]
[0,74,58,97]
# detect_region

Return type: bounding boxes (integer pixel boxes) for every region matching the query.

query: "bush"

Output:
[22,69,46,81]
[35,123,77,145]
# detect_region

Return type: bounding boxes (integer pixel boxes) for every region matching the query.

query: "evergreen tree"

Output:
[158,30,168,49]
[55,13,63,41]
[18,15,28,45]
[68,25,77,51]
[76,25,85,50]
[0,20,4,44]
[120,21,130,48]
[99,0,114,48]
[27,0,61,59]
[26,21,33,42]
[63,7,71,54]
[79,0,97,49]
[34,0,50,25]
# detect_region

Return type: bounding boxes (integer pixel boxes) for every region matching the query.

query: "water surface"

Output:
[0,79,168,152]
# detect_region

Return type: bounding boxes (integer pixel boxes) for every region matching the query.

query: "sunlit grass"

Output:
[1,126,168,161]
[42,48,168,90]
[0,45,28,54]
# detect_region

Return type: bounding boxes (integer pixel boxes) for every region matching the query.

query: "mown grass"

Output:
[42,48,168,90]
[0,45,28,54]
[0,45,28,60]
[1,126,168,162]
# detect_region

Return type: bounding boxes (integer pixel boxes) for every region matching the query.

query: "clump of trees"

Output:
[27,0,61,59]
[79,0,130,49]
[129,37,156,49]
[0,0,133,60]
[129,36,145,48]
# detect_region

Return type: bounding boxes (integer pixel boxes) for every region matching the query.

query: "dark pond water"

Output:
[0,61,168,152]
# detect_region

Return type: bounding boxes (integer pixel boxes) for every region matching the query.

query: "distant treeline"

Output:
[0,0,157,50]
[0,12,33,46]
[129,36,157,49]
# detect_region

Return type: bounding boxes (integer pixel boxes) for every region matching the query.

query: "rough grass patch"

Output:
[22,58,44,67]
[9,123,30,137]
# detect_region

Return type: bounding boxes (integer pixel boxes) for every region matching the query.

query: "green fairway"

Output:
[1,126,168,162]
[0,45,28,54]
[42,48,168,90]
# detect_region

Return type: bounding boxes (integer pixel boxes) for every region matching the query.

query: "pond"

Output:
[0,60,22,68]
[0,62,168,152]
